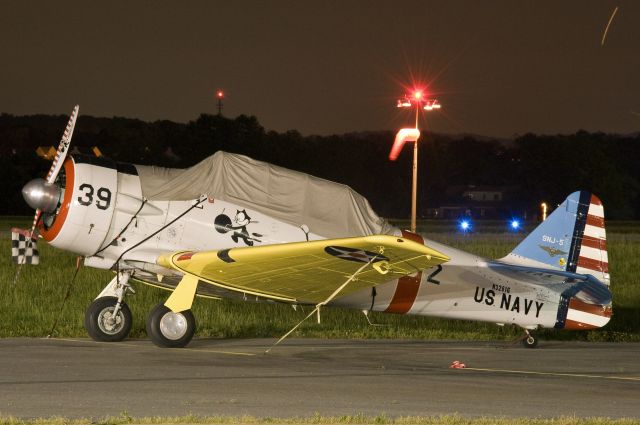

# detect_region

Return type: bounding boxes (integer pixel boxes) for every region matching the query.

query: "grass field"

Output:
[1,217,638,342]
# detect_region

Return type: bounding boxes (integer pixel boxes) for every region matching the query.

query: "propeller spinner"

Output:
[22,178,62,213]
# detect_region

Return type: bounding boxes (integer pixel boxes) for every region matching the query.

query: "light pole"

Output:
[216,90,224,115]
[391,90,441,233]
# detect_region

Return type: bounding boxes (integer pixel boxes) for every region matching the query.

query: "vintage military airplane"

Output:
[19,106,612,349]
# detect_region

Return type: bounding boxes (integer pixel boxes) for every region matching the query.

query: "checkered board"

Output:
[11,228,39,265]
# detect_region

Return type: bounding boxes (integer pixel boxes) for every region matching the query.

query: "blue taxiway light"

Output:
[458,219,472,232]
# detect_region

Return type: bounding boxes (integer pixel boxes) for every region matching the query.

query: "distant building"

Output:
[427,185,524,219]
[461,186,503,202]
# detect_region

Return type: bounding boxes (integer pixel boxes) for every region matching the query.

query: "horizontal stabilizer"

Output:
[488,262,611,305]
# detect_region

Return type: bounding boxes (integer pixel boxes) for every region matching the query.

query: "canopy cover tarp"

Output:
[135,151,396,238]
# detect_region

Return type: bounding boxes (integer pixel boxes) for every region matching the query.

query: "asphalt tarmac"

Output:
[1,338,639,419]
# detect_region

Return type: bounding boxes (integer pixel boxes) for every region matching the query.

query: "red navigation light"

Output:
[413,91,423,100]
[216,90,224,98]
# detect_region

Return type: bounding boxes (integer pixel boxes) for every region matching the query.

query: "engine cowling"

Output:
[39,155,118,256]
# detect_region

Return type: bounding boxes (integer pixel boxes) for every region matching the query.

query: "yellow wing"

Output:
[157,235,449,312]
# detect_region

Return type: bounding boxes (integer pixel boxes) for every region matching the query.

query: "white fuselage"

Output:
[42,157,575,331]
[333,239,558,330]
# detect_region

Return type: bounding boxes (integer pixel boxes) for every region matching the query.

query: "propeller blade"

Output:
[29,209,42,238]
[14,105,78,284]
[25,208,42,261]
[46,105,79,184]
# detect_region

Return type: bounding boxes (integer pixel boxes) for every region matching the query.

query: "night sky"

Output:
[2,1,639,137]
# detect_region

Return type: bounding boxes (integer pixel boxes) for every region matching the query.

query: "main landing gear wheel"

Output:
[146,303,196,348]
[522,331,539,349]
[84,296,132,342]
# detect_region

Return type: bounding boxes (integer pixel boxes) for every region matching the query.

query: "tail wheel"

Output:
[84,296,132,342]
[146,303,196,348]
[522,332,539,349]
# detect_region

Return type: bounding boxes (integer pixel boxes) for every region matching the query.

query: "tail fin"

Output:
[502,191,609,285]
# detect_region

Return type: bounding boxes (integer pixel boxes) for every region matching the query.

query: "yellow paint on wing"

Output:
[165,274,199,312]
[157,235,450,304]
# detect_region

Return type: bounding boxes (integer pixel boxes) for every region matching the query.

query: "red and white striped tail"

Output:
[575,195,609,286]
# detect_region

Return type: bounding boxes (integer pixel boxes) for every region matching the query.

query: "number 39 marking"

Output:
[77,183,112,210]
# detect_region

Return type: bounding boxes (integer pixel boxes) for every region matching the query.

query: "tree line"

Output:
[1,112,638,219]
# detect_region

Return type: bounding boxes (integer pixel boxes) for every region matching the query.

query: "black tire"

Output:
[522,332,539,349]
[146,303,196,348]
[84,296,132,342]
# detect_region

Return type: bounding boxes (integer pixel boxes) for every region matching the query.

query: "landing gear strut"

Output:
[522,330,539,349]
[84,272,135,342]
